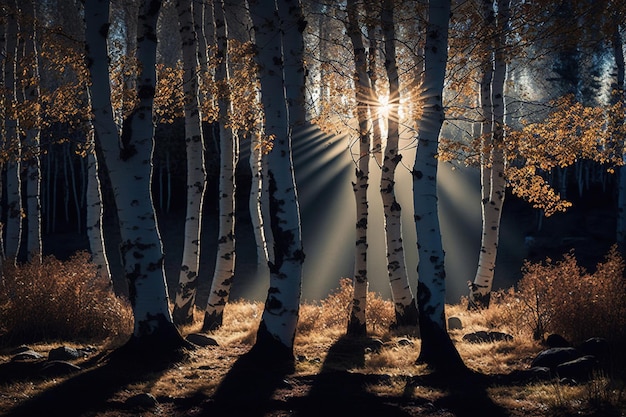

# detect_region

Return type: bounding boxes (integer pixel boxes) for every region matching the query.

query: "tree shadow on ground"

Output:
[406,370,510,417]
[1,346,187,417]
[291,335,419,417]
[196,346,295,417]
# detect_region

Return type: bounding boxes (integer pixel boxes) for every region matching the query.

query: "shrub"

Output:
[0,252,133,345]
[511,245,626,344]
[313,277,394,333]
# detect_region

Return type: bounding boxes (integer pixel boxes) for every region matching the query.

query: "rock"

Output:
[364,339,384,353]
[125,393,158,409]
[9,345,32,355]
[11,350,44,361]
[531,347,581,370]
[448,317,463,330]
[186,333,219,347]
[40,360,82,377]
[527,366,553,381]
[506,366,552,383]
[556,355,598,382]
[577,337,610,363]
[397,338,413,346]
[49,346,81,361]
[462,331,513,344]
[545,334,571,348]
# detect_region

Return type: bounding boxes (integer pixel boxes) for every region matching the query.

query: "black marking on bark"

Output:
[120,110,138,161]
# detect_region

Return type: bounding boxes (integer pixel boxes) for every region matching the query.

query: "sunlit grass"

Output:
[1,270,626,416]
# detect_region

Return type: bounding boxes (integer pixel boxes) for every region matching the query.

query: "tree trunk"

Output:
[248,0,305,364]
[413,0,466,373]
[85,0,187,355]
[203,0,238,331]
[469,0,494,310]
[381,0,418,328]
[613,7,626,254]
[3,3,22,261]
[172,0,208,326]
[83,113,112,283]
[346,0,372,337]
[21,0,43,261]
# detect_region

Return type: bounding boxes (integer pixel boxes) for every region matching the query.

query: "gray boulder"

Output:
[48,346,81,361]
[556,355,598,382]
[462,331,513,344]
[40,360,82,377]
[11,350,44,361]
[531,347,581,371]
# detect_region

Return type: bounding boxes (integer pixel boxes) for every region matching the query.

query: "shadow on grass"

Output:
[406,370,510,417]
[1,346,187,417]
[195,346,294,417]
[292,335,419,417]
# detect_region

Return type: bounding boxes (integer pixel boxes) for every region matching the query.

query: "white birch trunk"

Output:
[413,0,465,372]
[613,9,626,252]
[249,0,304,360]
[84,107,112,283]
[202,0,238,331]
[469,0,509,310]
[85,0,183,347]
[381,0,418,328]
[249,132,272,267]
[3,4,21,261]
[277,0,307,132]
[346,0,371,336]
[366,21,383,167]
[171,0,207,326]
[21,0,42,261]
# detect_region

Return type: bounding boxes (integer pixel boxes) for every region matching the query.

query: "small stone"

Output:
[49,346,81,361]
[125,393,158,409]
[40,360,82,376]
[448,316,463,330]
[11,350,44,361]
[397,338,414,346]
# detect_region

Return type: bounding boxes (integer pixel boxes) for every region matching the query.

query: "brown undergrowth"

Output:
[0,251,625,416]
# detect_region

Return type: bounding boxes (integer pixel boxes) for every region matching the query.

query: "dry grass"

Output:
[1,254,625,416]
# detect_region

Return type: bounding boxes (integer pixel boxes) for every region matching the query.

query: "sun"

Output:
[378,94,391,119]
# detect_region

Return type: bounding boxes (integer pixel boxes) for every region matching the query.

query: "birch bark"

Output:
[381,0,418,328]
[413,0,466,372]
[346,0,372,336]
[3,3,22,261]
[203,0,238,331]
[613,7,626,253]
[85,0,186,350]
[20,0,43,261]
[248,0,305,362]
[172,0,207,325]
[468,0,509,310]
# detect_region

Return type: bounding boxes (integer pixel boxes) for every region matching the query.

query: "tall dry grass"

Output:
[0,252,133,346]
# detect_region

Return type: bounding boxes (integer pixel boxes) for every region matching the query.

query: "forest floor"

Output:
[1,301,625,417]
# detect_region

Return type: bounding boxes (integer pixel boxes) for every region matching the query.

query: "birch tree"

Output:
[171,0,207,326]
[413,0,466,372]
[247,0,305,363]
[612,4,626,253]
[202,0,238,332]
[380,0,418,328]
[467,0,509,310]
[14,1,43,261]
[3,2,22,261]
[345,0,373,337]
[84,0,187,352]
